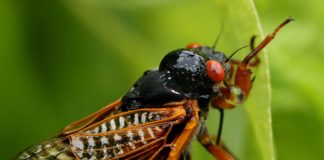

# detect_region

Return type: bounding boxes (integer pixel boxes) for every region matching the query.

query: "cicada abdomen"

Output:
[14,138,73,159]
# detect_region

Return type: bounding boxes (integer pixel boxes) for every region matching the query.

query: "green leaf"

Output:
[0,0,273,159]
[254,0,324,159]
[190,1,274,160]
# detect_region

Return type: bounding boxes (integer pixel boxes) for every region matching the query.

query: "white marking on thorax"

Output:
[110,119,116,130]
[170,89,180,94]
[119,116,125,129]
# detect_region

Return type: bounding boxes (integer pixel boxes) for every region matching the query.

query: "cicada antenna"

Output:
[212,22,225,50]
[225,45,248,62]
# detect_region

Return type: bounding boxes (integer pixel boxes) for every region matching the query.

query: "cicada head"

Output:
[158,43,233,109]
[187,43,232,84]
[185,44,242,109]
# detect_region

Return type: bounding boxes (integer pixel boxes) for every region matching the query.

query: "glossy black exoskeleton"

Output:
[14,18,293,160]
[121,46,231,112]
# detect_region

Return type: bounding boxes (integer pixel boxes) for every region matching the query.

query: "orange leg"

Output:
[210,18,293,159]
[167,100,200,160]
[235,17,293,96]
[246,35,260,67]
[197,123,235,160]
[227,18,293,97]
[229,35,260,67]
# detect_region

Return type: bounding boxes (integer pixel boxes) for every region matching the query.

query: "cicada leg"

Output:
[215,17,294,109]
[246,35,260,67]
[182,152,192,160]
[224,35,258,86]
[178,146,192,160]
[210,18,293,158]
[229,35,260,67]
[229,18,293,94]
[197,123,235,160]
[167,100,200,160]
[235,17,293,96]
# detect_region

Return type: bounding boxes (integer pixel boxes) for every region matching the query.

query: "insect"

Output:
[14,18,293,160]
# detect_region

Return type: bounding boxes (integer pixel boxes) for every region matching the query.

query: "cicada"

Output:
[14,18,293,160]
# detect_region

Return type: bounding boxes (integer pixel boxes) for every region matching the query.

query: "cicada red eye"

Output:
[206,60,225,83]
[186,42,201,49]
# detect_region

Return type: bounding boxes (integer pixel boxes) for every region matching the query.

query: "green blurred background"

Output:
[0,0,323,159]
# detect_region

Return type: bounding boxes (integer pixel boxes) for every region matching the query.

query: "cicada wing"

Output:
[62,99,122,135]
[15,99,123,160]
[14,137,73,160]
[67,105,188,160]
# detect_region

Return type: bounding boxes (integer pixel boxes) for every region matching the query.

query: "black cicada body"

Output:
[14,18,293,160]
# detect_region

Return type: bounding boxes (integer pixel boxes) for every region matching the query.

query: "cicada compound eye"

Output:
[206,60,225,83]
[186,42,201,49]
